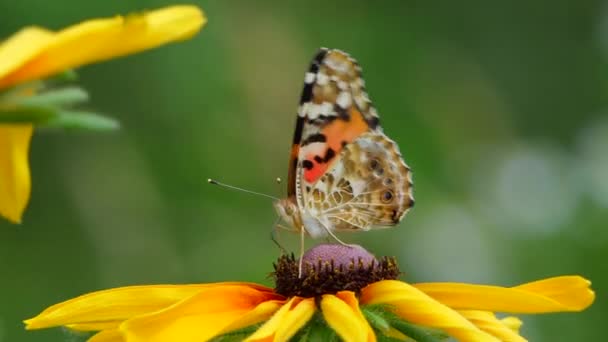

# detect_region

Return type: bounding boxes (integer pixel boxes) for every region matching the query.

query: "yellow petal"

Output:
[121,284,284,342]
[0,5,206,88]
[414,276,595,313]
[0,27,54,80]
[512,276,595,311]
[25,283,214,329]
[500,316,523,332]
[246,297,316,342]
[245,297,296,342]
[274,298,315,342]
[361,280,499,342]
[321,292,376,342]
[219,299,285,334]
[88,329,125,342]
[458,310,526,342]
[68,322,123,331]
[0,124,32,223]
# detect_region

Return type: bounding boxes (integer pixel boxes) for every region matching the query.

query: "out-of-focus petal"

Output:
[321,292,376,342]
[0,5,205,88]
[0,124,33,223]
[361,280,499,342]
[414,276,595,313]
[0,27,54,80]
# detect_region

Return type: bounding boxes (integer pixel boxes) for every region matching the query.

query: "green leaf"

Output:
[290,312,339,342]
[47,69,78,83]
[375,330,415,342]
[0,106,119,131]
[362,306,391,332]
[43,111,120,131]
[18,87,89,108]
[0,70,120,130]
[362,304,449,342]
[208,323,262,342]
[390,320,449,342]
[0,106,56,123]
[0,79,44,96]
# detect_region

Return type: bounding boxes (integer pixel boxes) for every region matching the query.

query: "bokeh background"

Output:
[0,1,606,341]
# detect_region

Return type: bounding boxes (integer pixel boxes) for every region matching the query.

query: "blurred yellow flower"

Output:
[0,5,206,223]
[24,246,595,342]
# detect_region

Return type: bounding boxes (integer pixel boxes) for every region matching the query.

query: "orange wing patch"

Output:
[302,108,369,184]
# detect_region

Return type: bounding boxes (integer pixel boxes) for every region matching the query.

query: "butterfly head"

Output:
[274,197,302,229]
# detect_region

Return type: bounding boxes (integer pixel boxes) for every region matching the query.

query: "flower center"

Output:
[273,244,400,297]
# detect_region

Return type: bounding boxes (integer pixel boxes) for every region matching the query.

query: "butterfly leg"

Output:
[298,225,305,278]
[270,230,287,255]
[271,216,288,255]
[320,221,356,248]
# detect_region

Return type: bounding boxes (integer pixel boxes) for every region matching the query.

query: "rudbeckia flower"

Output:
[0,5,206,223]
[25,244,594,342]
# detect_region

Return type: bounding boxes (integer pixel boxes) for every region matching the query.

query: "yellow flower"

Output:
[0,5,206,223]
[24,244,594,342]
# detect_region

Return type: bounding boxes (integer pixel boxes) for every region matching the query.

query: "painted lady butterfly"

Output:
[275,48,414,247]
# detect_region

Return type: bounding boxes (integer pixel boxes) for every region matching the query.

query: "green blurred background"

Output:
[0,0,606,341]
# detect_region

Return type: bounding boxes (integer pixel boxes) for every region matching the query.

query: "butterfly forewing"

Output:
[279,48,413,238]
[287,48,381,198]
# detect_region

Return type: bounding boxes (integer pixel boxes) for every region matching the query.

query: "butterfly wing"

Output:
[301,131,414,231]
[287,48,380,196]
[286,48,413,235]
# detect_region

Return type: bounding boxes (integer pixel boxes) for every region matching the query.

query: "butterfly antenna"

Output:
[208,179,279,201]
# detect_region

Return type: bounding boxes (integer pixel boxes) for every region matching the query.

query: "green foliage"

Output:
[362,304,449,342]
[209,323,263,342]
[0,73,118,130]
[294,312,339,342]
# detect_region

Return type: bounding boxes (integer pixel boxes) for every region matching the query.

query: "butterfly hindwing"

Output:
[301,131,413,231]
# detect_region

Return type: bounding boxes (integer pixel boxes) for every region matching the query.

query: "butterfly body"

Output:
[275,48,414,240]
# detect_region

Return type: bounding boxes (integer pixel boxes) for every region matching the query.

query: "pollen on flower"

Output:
[273,244,400,298]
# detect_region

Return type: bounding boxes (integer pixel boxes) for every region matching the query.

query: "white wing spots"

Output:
[354,93,370,109]
[325,57,349,74]
[308,102,334,120]
[300,141,326,158]
[321,101,333,115]
[308,103,322,119]
[369,107,379,118]
[297,103,307,117]
[316,72,329,86]
[304,72,316,84]
[354,77,365,88]
[336,91,352,109]
[300,101,334,119]
[349,178,368,196]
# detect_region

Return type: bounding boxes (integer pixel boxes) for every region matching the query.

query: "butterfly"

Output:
[274,48,414,253]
